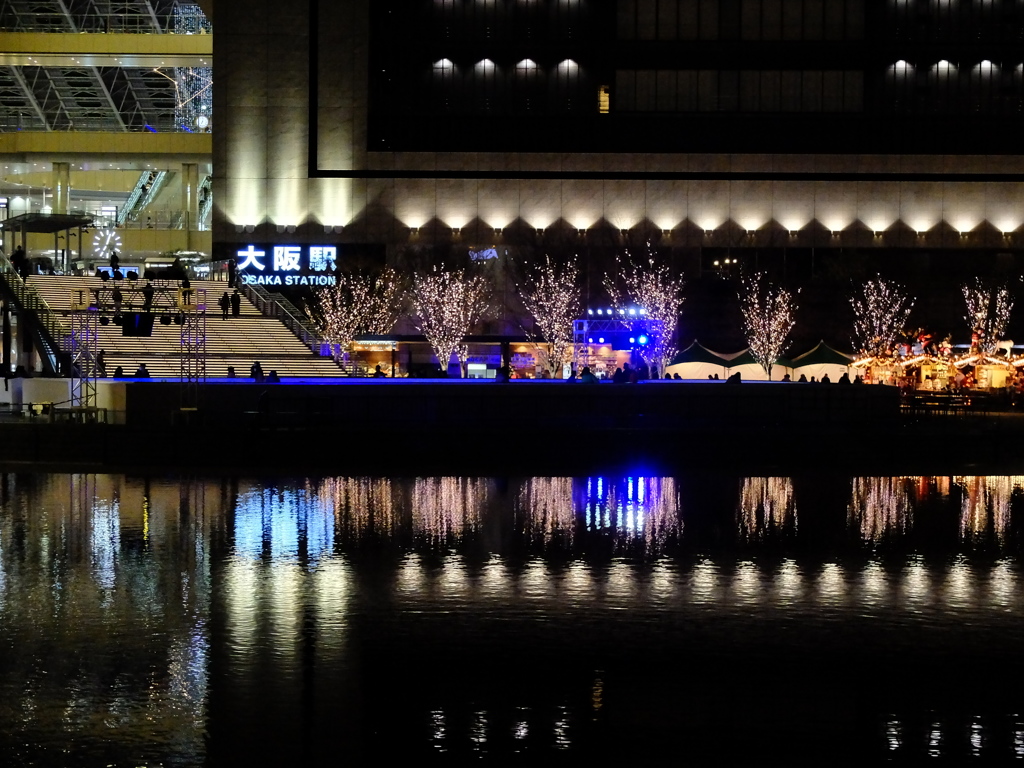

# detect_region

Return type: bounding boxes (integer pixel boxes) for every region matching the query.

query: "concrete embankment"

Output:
[0,379,1021,474]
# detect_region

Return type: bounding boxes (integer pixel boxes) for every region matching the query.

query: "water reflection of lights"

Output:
[774,559,802,606]
[848,477,913,541]
[233,487,335,563]
[553,705,571,749]
[471,710,487,751]
[437,556,471,598]
[312,558,350,652]
[732,561,761,603]
[902,558,931,605]
[970,715,984,757]
[577,476,680,550]
[817,563,846,605]
[430,709,446,752]
[224,557,260,658]
[521,559,552,599]
[690,560,720,604]
[943,559,973,609]
[886,716,902,751]
[480,555,510,600]
[928,721,942,758]
[954,476,1024,542]
[516,477,575,545]
[860,561,890,606]
[90,501,119,591]
[321,477,396,538]
[413,477,488,543]
[738,477,796,538]
[266,564,303,664]
[989,560,1017,608]
[166,624,209,728]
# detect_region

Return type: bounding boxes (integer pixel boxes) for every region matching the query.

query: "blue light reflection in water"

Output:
[1,473,1024,764]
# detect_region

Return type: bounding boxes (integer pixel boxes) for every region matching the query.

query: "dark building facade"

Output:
[214,0,1024,290]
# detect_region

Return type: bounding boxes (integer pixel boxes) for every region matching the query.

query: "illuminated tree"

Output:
[518,256,581,377]
[412,265,491,377]
[737,271,797,380]
[308,267,403,361]
[850,277,914,358]
[603,249,686,375]
[962,278,1013,354]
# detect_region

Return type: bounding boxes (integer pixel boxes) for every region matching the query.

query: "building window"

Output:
[598,85,610,113]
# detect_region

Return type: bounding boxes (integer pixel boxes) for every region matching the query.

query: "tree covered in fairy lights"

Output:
[308,267,404,359]
[518,256,581,377]
[603,249,686,375]
[962,278,1014,355]
[412,265,491,377]
[849,276,915,358]
[737,271,797,380]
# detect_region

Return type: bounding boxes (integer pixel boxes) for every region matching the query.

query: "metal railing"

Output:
[0,251,70,374]
[240,281,328,354]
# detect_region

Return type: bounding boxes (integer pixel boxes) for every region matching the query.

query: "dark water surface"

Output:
[2,472,1024,765]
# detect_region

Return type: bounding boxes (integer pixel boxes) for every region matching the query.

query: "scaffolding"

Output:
[178,287,207,410]
[68,286,98,409]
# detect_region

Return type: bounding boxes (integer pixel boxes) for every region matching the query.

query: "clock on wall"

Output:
[195,115,209,130]
[92,227,122,259]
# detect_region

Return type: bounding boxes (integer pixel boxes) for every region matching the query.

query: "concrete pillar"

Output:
[52,162,71,214]
[181,163,200,247]
[181,162,200,222]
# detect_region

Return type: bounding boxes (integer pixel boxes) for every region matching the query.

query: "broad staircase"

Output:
[26,275,345,378]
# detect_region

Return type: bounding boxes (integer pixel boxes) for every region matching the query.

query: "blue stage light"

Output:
[639,334,648,345]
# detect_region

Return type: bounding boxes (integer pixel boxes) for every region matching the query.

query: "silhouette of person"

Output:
[219,291,230,319]
[267,369,280,383]
[372,364,386,378]
[230,290,241,317]
[142,281,155,312]
[134,363,150,378]
[109,251,119,271]
[96,349,107,377]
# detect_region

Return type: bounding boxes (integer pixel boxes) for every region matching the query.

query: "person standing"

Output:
[219,291,230,319]
[230,289,241,317]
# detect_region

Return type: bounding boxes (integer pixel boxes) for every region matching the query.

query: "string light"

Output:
[962,278,1013,355]
[604,246,685,375]
[307,267,403,359]
[412,265,491,377]
[518,256,581,377]
[737,271,797,380]
[850,277,915,358]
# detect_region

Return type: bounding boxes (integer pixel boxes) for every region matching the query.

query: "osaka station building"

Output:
[216,0,1024,294]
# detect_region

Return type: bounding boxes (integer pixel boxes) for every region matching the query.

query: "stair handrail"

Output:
[238,281,326,353]
[0,254,71,374]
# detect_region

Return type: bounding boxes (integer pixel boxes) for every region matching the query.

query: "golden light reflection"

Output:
[860,561,890,606]
[953,476,1024,541]
[268,563,303,665]
[732,561,761,603]
[516,477,575,547]
[690,559,720,604]
[774,559,802,606]
[312,557,349,652]
[848,477,914,541]
[817,563,846,605]
[902,558,931,604]
[943,559,974,609]
[989,560,1017,608]
[223,557,260,660]
[738,477,796,538]
[412,477,488,543]
[320,477,396,539]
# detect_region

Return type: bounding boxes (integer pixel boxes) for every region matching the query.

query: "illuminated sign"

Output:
[469,247,499,261]
[236,244,337,286]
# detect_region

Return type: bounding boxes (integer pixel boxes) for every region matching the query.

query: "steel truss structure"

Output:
[68,286,98,408]
[0,2,211,133]
[178,286,206,409]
